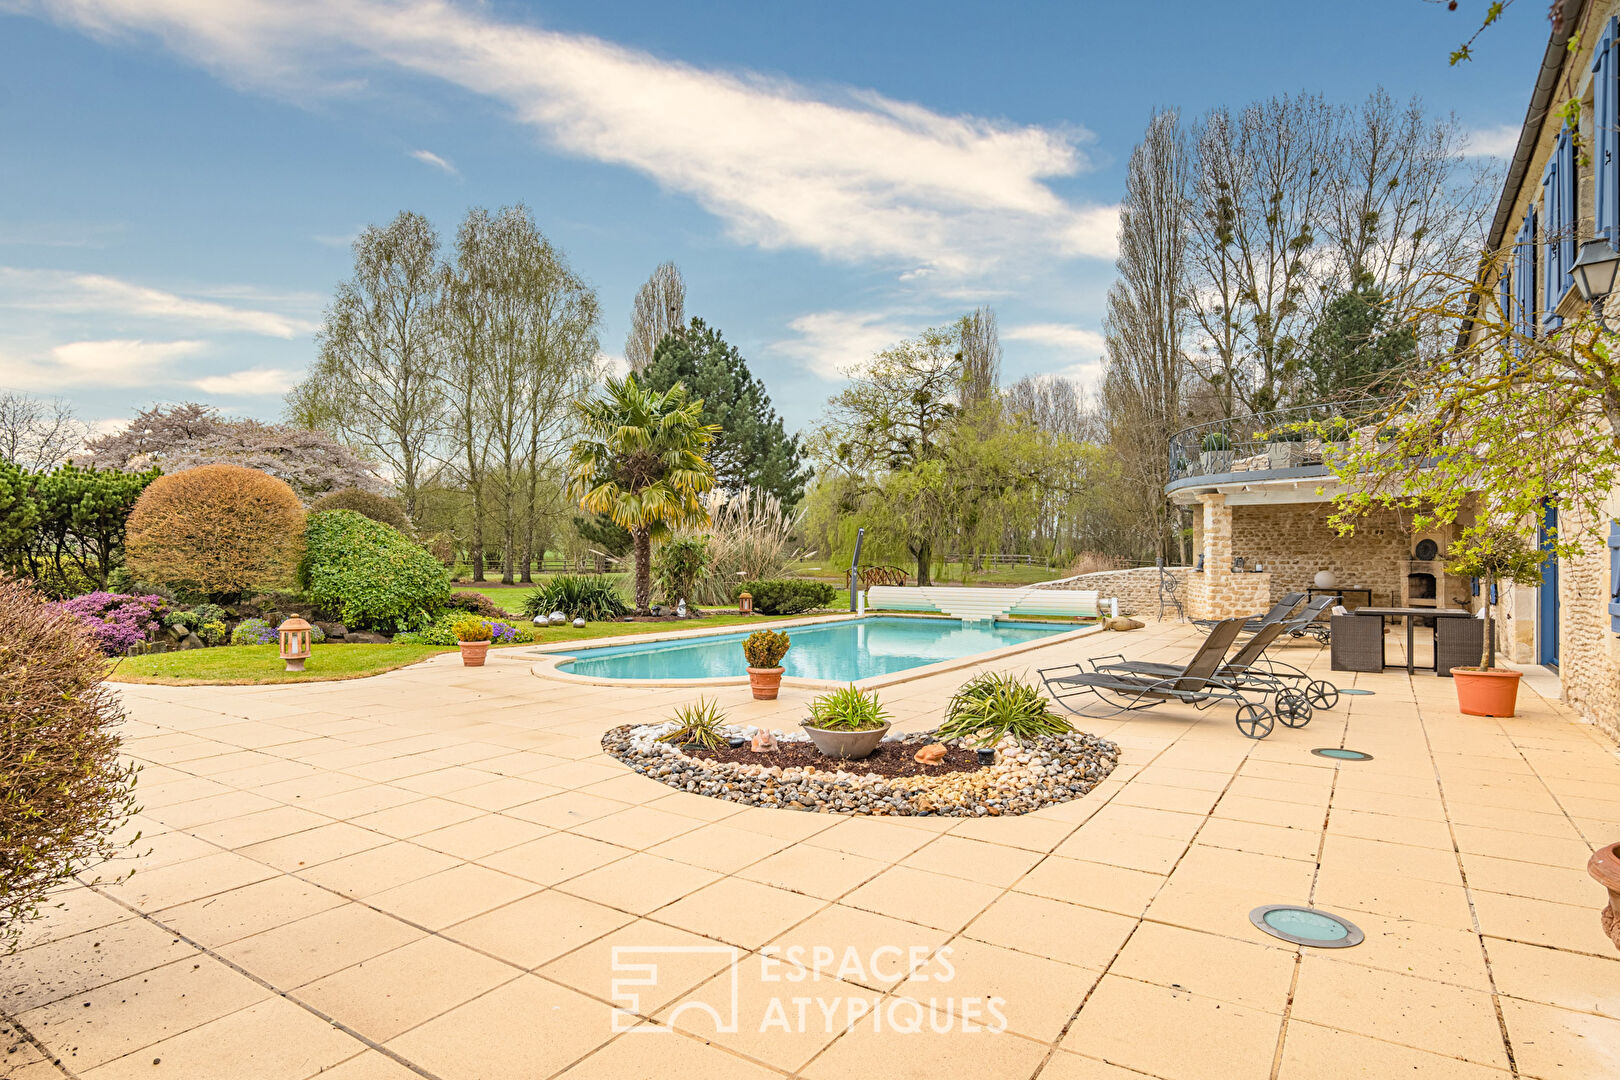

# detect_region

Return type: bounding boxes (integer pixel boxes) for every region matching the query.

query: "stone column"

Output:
[1201,493,1232,573]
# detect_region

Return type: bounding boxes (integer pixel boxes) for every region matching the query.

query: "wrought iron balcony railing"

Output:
[1166,398,1386,487]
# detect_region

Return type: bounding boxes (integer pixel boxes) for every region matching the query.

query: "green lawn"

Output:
[108,643,452,685]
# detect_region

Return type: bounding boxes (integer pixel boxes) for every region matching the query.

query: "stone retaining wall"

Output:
[1037,565,1188,618]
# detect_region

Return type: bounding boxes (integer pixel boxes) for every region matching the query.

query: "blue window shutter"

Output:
[1595,18,1620,245]
[1608,520,1620,632]
[1514,208,1537,345]
[1543,149,1561,329]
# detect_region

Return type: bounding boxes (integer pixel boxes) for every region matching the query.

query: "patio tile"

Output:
[155,874,346,946]
[1486,939,1620,1018]
[1326,806,1456,850]
[556,1026,782,1080]
[1319,833,1464,888]
[1334,913,1493,990]
[1277,1020,1511,1079]
[1460,852,1602,906]
[1313,865,1475,929]
[1498,995,1620,1079]
[304,1050,425,1080]
[449,776,564,812]
[963,892,1137,971]
[570,805,707,849]
[1011,855,1166,917]
[801,1011,1051,1080]
[218,903,423,988]
[646,822,796,874]
[237,821,390,873]
[185,804,332,850]
[1108,921,1295,1011]
[841,865,1002,932]
[1052,825,1187,874]
[1038,1049,1172,1079]
[539,919,739,1012]
[896,936,1099,1042]
[769,906,951,990]
[948,813,1078,852]
[296,840,461,898]
[652,876,825,949]
[1290,953,1508,1067]
[557,852,722,915]
[412,813,552,859]
[78,995,363,1080]
[3,917,195,1014]
[1471,890,1618,955]
[1061,975,1282,1080]
[382,974,614,1078]
[1196,817,1321,862]
[294,935,520,1042]
[479,830,630,885]
[17,955,269,1071]
[347,797,485,839]
[504,790,632,829]
[898,835,1046,888]
[805,819,935,862]
[104,851,279,911]
[443,889,634,968]
[735,844,889,899]
[363,862,541,930]
[656,967,864,1073]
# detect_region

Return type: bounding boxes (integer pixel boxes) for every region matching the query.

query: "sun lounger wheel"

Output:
[1305,680,1339,710]
[1275,689,1313,728]
[1235,703,1274,739]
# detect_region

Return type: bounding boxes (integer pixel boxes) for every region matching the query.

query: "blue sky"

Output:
[0,1,1544,436]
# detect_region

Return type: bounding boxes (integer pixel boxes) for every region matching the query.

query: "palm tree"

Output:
[568,375,718,614]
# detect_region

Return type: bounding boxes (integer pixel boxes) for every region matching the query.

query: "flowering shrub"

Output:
[55,592,168,656]
[231,617,325,646]
[395,612,534,646]
[199,620,228,646]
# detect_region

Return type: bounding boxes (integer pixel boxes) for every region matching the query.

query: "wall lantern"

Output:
[1571,239,1620,307]
[738,591,753,615]
[278,616,313,672]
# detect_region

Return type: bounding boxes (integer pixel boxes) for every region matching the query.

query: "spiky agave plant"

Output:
[937,672,1072,746]
[805,685,889,731]
[657,698,731,751]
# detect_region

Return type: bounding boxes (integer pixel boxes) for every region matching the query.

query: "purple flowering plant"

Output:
[56,592,169,656]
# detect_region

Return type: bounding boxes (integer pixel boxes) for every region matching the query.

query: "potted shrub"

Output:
[743,629,790,699]
[1264,426,1306,469]
[801,685,890,759]
[1200,431,1235,474]
[1443,525,1544,717]
[452,617,493,667]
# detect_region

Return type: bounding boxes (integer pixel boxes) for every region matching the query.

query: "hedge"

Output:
[298,510,450,631]
[738,578,837,615]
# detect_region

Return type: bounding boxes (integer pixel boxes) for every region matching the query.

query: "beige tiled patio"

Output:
[6,621,1620,1079]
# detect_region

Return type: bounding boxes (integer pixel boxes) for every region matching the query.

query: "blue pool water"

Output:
[554,616,1079,681]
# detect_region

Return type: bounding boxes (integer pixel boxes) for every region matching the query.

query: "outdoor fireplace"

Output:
[1407,573,1437,602]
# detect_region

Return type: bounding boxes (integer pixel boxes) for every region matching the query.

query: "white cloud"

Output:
[772,310,915,380]
[1004,322,1107,353]
[15,0,1117,274]
[409,148,458,175]
[596,350,628,377]
[1462,124,1521,159]
[190,366,299,395]
[4,338,206,389]
[0,267,318,338]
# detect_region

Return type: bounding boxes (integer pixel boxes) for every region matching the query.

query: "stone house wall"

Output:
[1227,503,1413,606]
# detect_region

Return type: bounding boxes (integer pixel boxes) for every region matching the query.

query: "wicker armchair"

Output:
[1330,614,1384,672]
[1435,616,1485,677]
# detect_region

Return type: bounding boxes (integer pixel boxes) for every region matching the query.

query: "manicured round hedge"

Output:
[298,510,450,631]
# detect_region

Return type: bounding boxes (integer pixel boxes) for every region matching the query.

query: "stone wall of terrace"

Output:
[1036,565,1189,618]
[1228,503,1416,607]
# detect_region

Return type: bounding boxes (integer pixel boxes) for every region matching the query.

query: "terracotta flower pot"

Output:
[1452,667,1521,717]
[747,666,784,700]
[1587,842,1620,951]
[459,641,490,667]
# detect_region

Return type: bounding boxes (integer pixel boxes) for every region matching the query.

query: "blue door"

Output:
[1538,502,1560,667]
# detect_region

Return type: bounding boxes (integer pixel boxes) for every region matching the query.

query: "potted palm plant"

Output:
[743,629,790,700]
[452,617,493,667]
[801,685,890,759]
[1200,431,1235,474]
[1443,524,1544,717]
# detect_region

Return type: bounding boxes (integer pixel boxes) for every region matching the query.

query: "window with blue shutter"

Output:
[1595,18,1620,245]
[1609,520,1620,632]
[1542,126,1577,329]
[1512,208,1537,348]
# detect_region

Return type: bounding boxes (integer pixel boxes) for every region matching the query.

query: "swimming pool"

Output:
[553,616,1080,682]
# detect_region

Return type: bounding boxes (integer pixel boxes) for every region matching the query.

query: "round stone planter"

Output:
[1587,842,1620,951]
[458,641,490,667]
[1453,667,1521,717]
[801,721,890,760]
[747,666,784,700]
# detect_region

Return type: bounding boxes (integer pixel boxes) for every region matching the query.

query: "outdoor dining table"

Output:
[1348,607,1477,676]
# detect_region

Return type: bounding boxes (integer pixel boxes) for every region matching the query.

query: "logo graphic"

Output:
[609,945,740,1033]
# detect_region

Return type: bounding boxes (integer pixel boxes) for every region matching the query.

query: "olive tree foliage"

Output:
[1324,248,1620,564]
[287,211,445,521]
[1102,107,1193,562]
[0,392,86,472]
[84,402,384,501]
[624,261,686,374]
[440,205,599,583]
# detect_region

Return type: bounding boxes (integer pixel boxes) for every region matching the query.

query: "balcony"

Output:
[1165,398,1385,498]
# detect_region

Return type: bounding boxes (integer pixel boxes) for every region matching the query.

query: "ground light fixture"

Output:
[1249,905,1364,948]
[1311,747,1374,761]
[278,616,313,672]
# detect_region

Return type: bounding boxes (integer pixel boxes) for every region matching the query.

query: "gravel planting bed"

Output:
[602,722,1119,817]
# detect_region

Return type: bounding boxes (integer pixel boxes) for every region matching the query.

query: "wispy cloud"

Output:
[190,366,299,396]
[772,310,916,380]
[1004,322,1107,353]
[0,267,318,338]
[4,338,207,389]
[14,0,1117,276]
[409,148,459,176]
[1462,124,1520,159]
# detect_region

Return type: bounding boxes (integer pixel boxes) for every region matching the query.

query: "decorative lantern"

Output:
[278,616,313,672]
[738,591,753,615]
